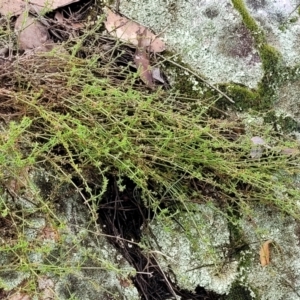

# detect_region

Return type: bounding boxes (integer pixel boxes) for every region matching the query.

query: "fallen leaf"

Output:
[281,147,300,156]
[251,136,265,145]
[260,240,273,267]
[0,1,25,16]
[8,293,30,300]
[0,0,79,16]
[134,29,153,88]
[15,12,54,51]
[54,10,65,23]
[152,67,165,83]
[30,0,79,13]
[54,10,84,30]
[38,276,55,300]
[104,8,165,53]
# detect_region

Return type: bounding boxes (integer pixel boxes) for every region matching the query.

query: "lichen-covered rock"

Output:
[0,168,139,300]
[245,0,300,67]
[144,203,238,295]
[113,0,263,88]
[239,203,300,299]
[110,0,300,119]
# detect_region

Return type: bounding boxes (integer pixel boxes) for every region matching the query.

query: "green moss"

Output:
[173,71,204,98]
[289,16,298,23]
[224,84,260,110]
[231,0,284,110]
[163,51,217,100]
[283,65,300,81]
[278,24,288,32]
[264,112,300,133]
[255,45,283,109]
[225,283,253,300]
[259,44,282,74]
[231,0,265,45]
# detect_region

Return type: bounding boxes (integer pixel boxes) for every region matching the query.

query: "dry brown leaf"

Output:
[54,10,83,30]
[39,225,60,242]
[0,1,26,16]
[104,8,165,53]
[260,240,273,267]
[15,13,54,51]
[134,29,153,88]
[54,10,65,23]
[8,293,30,300]
[281,147,300,156]
[30,0,79,13]
[38,276,55,300]
[71,22,84,30]
[0,0,79,16]
[152,67,165,83]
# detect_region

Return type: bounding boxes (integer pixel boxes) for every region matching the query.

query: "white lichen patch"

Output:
[277,79,300,122]
[0,169,140,300]
[239,203,300,299]
[116,0,263,88]
[23,217,46,241]
[0,271,30,291]
[245,0,300,67]
[146,203,238,294]
[46,188,139,300]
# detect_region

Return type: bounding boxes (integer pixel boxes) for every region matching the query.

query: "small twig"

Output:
[157,53,235,103]
[115,0,121,12]
[149,252,178,299]
[281,4,300,24]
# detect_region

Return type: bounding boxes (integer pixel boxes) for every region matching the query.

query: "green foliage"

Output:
[0,20,300,298]
[263,112,300,132]
[1,49,299,219]
[259,44,282,75]
[224,84,260,110]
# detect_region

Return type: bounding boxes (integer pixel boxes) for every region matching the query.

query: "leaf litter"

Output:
[15,12,54,51]
[104,8,167,87]
[1,0,81,52]
[1,0,167,87]
[104,8,166,53]
[260,240,273,267]
[0,0,79,16]
[134,28,154,88]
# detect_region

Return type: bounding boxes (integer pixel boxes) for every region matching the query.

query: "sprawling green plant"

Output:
[0,43,299,221]
[0,18,299,297]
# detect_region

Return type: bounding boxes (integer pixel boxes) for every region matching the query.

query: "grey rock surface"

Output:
[245,0,300,67]
[0,168,139,300]
[145,203,238,295]
[110,0,300,91]
[2,0,300,299]
[103,0,300,298]
[239,203,300,300]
